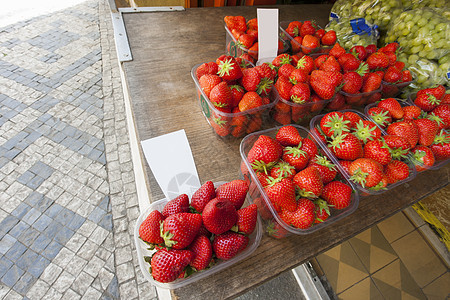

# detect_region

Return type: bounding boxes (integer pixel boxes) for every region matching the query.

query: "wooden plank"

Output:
[120,5,449,299]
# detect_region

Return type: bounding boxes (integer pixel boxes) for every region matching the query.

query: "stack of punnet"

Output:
[191,54,279,139]
[239,125,359,239]
[135,181,262,288]
[309,109,417,196]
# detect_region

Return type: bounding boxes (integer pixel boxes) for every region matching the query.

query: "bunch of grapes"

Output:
[326,17,378,50]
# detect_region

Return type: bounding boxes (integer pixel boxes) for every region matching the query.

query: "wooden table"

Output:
[121,5,449,299]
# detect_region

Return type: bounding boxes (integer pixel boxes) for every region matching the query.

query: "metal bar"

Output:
[111,12,133,62]
[292,262,331,300]
[118,6,185,13]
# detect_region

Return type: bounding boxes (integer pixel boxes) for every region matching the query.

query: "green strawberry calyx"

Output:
[314,198,332,221]
[349,167,368,188]
[256,77,274,95]
[271,161,296,178]
[426,113,444,127]
[387,146,409,160]
[284,145,308,158]
[355,61,369,77]
[217,58,236,77]
[160,223,177,248]
[295,186,318,199]
[412,149,426,165]
[328,133,347,151]
[369,180,388,191]
[323,114,350,137]
[313,155,336,171]
[432,130,450,145]
[353,120,377,144]
[251,160,276,174]
[369,110,390,128]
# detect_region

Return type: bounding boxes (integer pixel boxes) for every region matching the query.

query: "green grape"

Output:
[417,75,428,84]
[408,54,419,65]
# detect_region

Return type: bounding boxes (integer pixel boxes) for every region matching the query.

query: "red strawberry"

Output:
[300,21,317,37]
[322,181,352,209]
[162,194,190,218]
[290,82,310,104]
[275,75,293,100]
[319,111,351,137]
[429,130,450,160]
[247,135,283,173]
[414,93,441,112]
[350,45,368,61]
[326,93,346,110]
[196,61,219,79]
[139,210,164,245]
[352,120,381,144]
[151,249,195,283]
[349,158,384,189]
[289,68,308,85]
[383,66,402,83]
[278,63,296,78]
[215,179,249,210]
[413,118,439,146]
[270,160,297,180]
[431,104,450,130]
[217,56,243,81]
[302,35,320,54]
[384,160,410,184]
[377,98,404,119]
[240,68,260,92]
[387,121,419,148]
[210,81,233,108]
[238,33,255,49]
[285,198,315,229]
[342,72,363,94]
[366,52,389,70]
[328,133,364,161]
[411,145,435,172]
[342,111,362,129]
[276,125,302,146]
[282,145,310,171]
[338,159,352,175]
[190,181,216,213]
[265,177,297,212]
[161,213,202,249]
[300,137,319,159]
[272,53,292,67]
[255,63,277,81]
[308,155,337,184]
[210,114,230,137]
[311,70,342,100]
[383,135,411,159]
[361,72,382,93]
[367,106,392,128]
[239,91,263,112]
[365,44,377,55]
[235,204,258,235]
[188,235,213,271]
[314,28,326,39]
[329,42,346,58]
[213,231,249,260]
[417,85,446,100]
[321,30,337,46]
[363,139,392,166]
[403,105,422,121]
[319,55,341,72]
[293,166,323,198]
[339,53,361,72]
[401,70,413,82]
[286,21,302,37]
[296,55,315,74]
[202,198,238,235]
[314,199,331,223]
[199,74,221,98]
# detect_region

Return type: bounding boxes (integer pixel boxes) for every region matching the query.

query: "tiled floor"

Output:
[313,206,450,300]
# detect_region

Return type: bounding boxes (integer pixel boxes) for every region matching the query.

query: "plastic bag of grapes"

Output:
[326,16,379,50]
[384,8,450,61]
[402,0,449,10]
[397,58,449,93]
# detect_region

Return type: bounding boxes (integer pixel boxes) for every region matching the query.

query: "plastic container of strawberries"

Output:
[338,86,382,108]
[225,26,289,62]
[239,125,360,238]
[381,79,415,98]
[365,100,450,171]
[309,109,417,196]
[279,21,334,56]
[191,63,278,139]
[271,86,332,126]
[134,181,262,289]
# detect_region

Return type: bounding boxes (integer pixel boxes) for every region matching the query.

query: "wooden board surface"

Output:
[121,5,449,299]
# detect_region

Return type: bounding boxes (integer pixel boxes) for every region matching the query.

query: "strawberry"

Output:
[417,85,446,100]
[383,135,411,159]
[377,98,404,120]
[293,166,323,198]
[196,61,219,79]
[314,199,331,223]
[150,249,195,283]
[286,21,302,37]
[314,54,328,69]
[272,53,292,67]
[379,42,399,53]
[235,204,258,235]
[350,45,368,61]
[190,181,216,213]
[239,91,263,112]
[403,105,422,121]
[228,85,245,108]
[282,145,310,171]
[321,30,336,46]
[300,137,319,159]
[286,198,315,229]
[341,111,361,129]
[322,181,352,209]
[328,133,364,161]
[188,235,213,271]
[386,121,419,148]
[366,52,389,70]
[349,158,384,189]
[365,44,377,55]
[401,70,413,82]
[215,179,249,210]
[413,118,439,146]
[275,75,293,100]
[302,35,320,54]
[414,93,441,112]
[300,21,317,37]
[210,115,230,136]
[202,198,238,235]
[431,104,450,130]
[213,231,249,260]
[210,81,233,108]
[247,18,258,30]
[139,210,164,246]
[383,66,402,83]
[296,55,315,74]
[276,125,302,146]
[314,28,326,39]
[319,111,351,137]
[326,92,346,110]
[367,106,392,128]
[352,120,381,144]
[240,68,261,92]
[319,55,341,72]
[338,159,352,175]
[238,33,256,49]
[199,74,222,98]
[339,53,361,72]
[270,160,297,180]
[429,130,450,160]
[290,82,310,104]
[363,139,392,166]
[393,61,405,71]
[247,135,283,173]
[361,72,382,93]
[329,42,346,58]
[342,72,363,94]
[310,70,341,100]
[265,177,297,212]
[217,56,243,81]
[308,155,337,184]
[161,213,202,249]
[411,145,435,172]
[255,63,277,81]
[253,196,272,220]
[162,194,190,218]
[278,63,296,78]
[384,160,410,184]
[289,68,308,85]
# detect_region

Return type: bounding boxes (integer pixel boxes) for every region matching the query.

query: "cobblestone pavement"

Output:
[0,0,157,299]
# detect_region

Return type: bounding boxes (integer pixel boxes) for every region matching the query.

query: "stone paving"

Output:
[0,0,157,299]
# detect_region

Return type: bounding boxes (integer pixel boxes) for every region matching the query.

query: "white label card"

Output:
[141,129,201,201]
[257,8,279,61]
